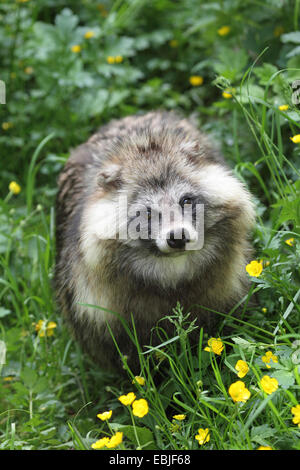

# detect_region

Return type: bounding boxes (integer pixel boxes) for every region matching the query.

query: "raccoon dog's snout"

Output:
[166,228,190,249]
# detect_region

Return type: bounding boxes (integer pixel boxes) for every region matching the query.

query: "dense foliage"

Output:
[0,0,299,451]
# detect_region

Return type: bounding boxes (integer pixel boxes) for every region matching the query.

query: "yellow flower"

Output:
[274,26,284,37]
[46,321,57,336]
[290,134,300,144]
[118,392,136,406]
[97,4,108,17]
[24,66,34,74]
[189,75,204,86]
[285,238,295,247]
[172,414,186,421]
[204,337,224,355]
[218,26,231,36]
[222,90,232,99]
[115,55,123,63]
[291,404,300,427]
[245,260,263,277]
[262,307,267,313]
[261,351,278,369]
[169,39,179,48]
[35,320,57,337]
[228,381,251,403]
[278,104,289,111]
[2,122,13,130]
[195,428,210,445]
[91,437,110,449]
[260,375,279,395]
[132,376,145,386]
[71,45,81,53]
[170,423,180,433]
[84,31,95,39]
[97,410,112,421]
[106,431,123,448]
[107,56,115,64]
[9,181,21,194]
[257,446,273,450]
[132,398,149,418]
[235,360,249,378]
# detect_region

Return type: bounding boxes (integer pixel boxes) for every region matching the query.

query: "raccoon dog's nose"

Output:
[167,229,190,249]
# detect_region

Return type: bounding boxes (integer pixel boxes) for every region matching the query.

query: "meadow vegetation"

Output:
[0,0,299,450]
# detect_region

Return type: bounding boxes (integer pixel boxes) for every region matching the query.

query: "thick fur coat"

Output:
[55,111,255,371]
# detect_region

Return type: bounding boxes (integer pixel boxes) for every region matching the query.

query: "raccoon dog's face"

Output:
[81,145,255,288]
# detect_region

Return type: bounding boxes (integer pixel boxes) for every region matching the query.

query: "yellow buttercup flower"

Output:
[132,398,149,418]
[285,238,295,247]
[204,337,224,355]
[2,122,13,131]
[35,320,57,337]
[132,376,145,386]
[274,26,284,37]
[71,45,81,53]
[245,260,263,277]
[291,404,300,427]
[172,414,186,421]
[97,410,112,421]
[91,437,110,449]
[189,76,204,86]
[290,134,300,143]
[235,360,249,378]
[9,181,21,194]
[262,307,267,313]
[169,39,179,48]
[261,351,278,369]
[222,90,232,99]
[107,56,115,64]
[24,66,34,74]
[278,104,289,111]
[115,55,123,63]
[260,375,279,395]
[218,26,231,36]
[258,446,273,450]
[118,392,136,406]
[195,428,210,445]
[228,381,251,403]
[106,431,123,449]
[84,31,95,39]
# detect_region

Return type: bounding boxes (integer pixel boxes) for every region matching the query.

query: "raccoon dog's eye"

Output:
[180,196,193,207]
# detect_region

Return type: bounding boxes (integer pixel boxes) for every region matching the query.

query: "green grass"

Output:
[0,0,300,451]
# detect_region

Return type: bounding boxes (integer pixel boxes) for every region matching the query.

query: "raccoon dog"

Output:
[55,111,255,371]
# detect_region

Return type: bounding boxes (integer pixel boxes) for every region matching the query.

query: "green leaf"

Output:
[281,31,300,44]
[21,367,38,389]
[0,307,11,318]
[214,48,248,81]
[55,8,79,34]
[250,424,276,445]
[252,63,278,85]
[110,424,156,450]
[271,370,295,389]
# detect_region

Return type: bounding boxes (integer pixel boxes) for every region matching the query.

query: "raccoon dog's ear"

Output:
[97,162,122,190]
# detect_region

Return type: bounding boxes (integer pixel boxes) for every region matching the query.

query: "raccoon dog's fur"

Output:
[55,111,255,371]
